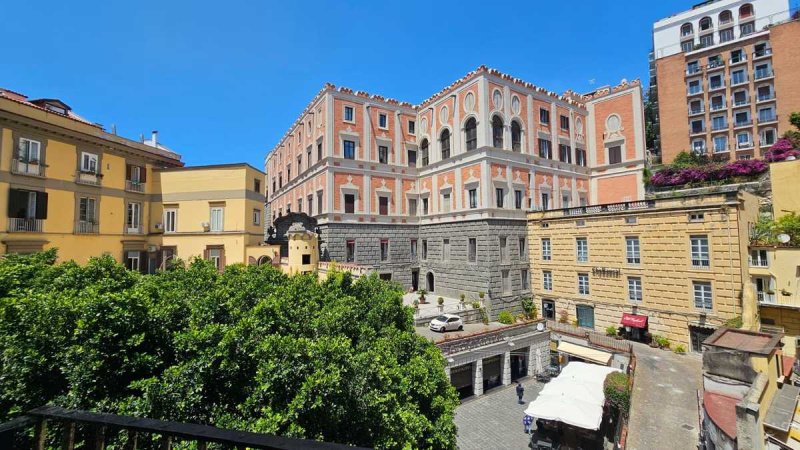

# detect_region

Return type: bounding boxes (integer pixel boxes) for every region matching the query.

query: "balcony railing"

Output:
[689,107,705,115]
[734,119,753,128]
[125,179,145,193]
[753,49,773,58]
[76,171,102,186]
[7,218,43,232]
[710,103,727,111]
[125,226,143,235]
[737,140,754,150]
[555,200,655,217]
[712,122,728,131]
[755,69,774,80]
[10,159,46,177]
[688,88,703,96]
[758,292,776,304]
[690,126,706,134]
[707,61,725,70]
[758,114,778,123]
[750,257,769,267]
[733,98,750,107]
[731,76,749,86]
[757,93,776,103]
[713,146,729,153]
[730,56,747,65]
[686,66,702,76]
[75,220,99,234]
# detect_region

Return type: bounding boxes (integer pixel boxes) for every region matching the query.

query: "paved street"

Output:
[627,342,703,450]
[455,379,543,450]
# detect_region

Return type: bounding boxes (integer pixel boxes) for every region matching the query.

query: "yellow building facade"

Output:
[527,190,760,351]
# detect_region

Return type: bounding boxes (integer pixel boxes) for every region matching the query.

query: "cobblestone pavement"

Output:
[455,379,543,450]
[627,342,703,450]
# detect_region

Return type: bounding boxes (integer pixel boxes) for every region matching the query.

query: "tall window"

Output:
[441,192,450,213]
[210,206,224,232]
[422,240,428,260]
[693,281,713,309]
[422,198,429,215]
[125,251,141,271]
[541,192,550,210]
[578,273,590,295]
[492,116,504,148]
[443,239,450,261]
[317,191,323,215]
[317,142,323,161]
[514,190,523,209]
[502,270,511,293]
[344,106,354,122]
[378,196,389,216]
[626,237,641,264]
[127,202,141,233]
[207,248,222,270]
[346,240,356,262]
[344,194,355,214]
[440,129,450,160]
[18,138,41,163]
[410,239,418,259]
[519,237,526,258]
[576,149,587,167]
[378,113,388,129]
[541,238,551,261]
[521,269,529,289]
[378,145,389,164]
[380,239,389,261]
[465,118,477,150]
[576,305,594,328]
[539,108,550,125]
[500,237,508,263]
[408,198,417,216]
[408,120,415,134]
[307,194,313,215]
[468,238,477,262]
[495,188,504,208]
[81,152,99,173]
[559,115,570,131]
[559,145,572,163]
[468,189,478,209]
[562,193,570,209]
[608,146,622,164]
[543,271,552,291]
[538,139,552,159]
[79,197,96,223]
[690,235,710,267]
[511,121,522,152]
[576,237,588,262]
[343,140,355,159]
[164,208,177,233]
[420,139,429,167]
[628,277,643,301]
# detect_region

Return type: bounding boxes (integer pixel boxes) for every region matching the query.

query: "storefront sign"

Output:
[592,267,621,277]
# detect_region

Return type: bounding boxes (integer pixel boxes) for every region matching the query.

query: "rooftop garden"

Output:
[751,212,800,246]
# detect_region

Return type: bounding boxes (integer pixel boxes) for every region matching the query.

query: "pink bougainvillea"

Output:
[650,159,768,187]
[764,138,800,162]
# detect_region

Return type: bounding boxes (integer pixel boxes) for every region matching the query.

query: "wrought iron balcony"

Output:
[125,180,145,193]
[75,220,99,234]
[7,217,43,232]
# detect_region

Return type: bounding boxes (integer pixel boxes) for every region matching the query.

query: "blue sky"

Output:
[2,1,710,168]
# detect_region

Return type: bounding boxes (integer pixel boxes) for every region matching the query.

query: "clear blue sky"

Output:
[1,1,705,168]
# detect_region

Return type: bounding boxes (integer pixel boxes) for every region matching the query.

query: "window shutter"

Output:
[7,189,26,218]
[35,191,49,220]
[126,164,132,180]
[140,166,147,182]
[203,248,209,260]
[139,251,148,274]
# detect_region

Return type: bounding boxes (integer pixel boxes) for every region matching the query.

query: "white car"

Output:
[429,314,464,332]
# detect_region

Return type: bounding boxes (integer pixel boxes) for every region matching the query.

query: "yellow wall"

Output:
[286,230,319,275]
[771,159,800,220]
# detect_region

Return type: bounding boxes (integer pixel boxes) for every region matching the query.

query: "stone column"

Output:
[444,365,451,382]
[473,359,484,396]
[502,351,512,386]
[528,345,538,376]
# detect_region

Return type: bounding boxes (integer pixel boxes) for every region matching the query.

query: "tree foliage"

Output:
[603,372,630,415]
[0,251,459,449]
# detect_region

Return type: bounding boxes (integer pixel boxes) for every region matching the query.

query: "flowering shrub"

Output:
[764,138,800,162]
[650,159,768,187]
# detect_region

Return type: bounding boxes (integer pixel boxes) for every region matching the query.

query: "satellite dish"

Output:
[778,233,791,244]
[536,322,545,332]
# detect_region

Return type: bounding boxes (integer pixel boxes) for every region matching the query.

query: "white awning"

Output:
[557,341,613,366]
[525,362,621,430]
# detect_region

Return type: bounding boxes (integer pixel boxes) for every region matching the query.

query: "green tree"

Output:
[0,253,459,449]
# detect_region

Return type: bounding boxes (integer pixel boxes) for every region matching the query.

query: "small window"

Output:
[344,106,354,122]
[81,152,99,173]
[210,206,224,232]
[578,273,590,295]
[468,238,477,262]
[422,240,428,260]
[538,139,552,159]
[519,237,526,259]
[410,239,418,259]
[378,113,388,129]
[302,254,311,265]
[625,217,637,224]
[465,118,478,150]
[254,179,261,193]
[468,189,478,209]
[380,239,389,261]
[502,270,511,293]
[344,194,356,214]
[689,213,705,222]
[540,108,550,125]
[440,129,451,160]
[378,145,389,164]
[543,270,553,291]
[576,220,586,227]
[693,281,713,310]
[628,277,643,302]
[253,209,261,225]
[608,146,622,164]
[496,188,504,208]
[690,235,710,267]
[559,115,570,131]
[346,240,356,262]
[626,237,641,264]
[408,120,415,134]
[521,269,529,290]
[422,198,429,215]
[408,198,417,217]
[379,196,389,216]
[441,192,451,213]
[500,237,508,263]
[576,237,588,263]
[443,239,450,261]
[514,190,523,210]
[343,140,356,159]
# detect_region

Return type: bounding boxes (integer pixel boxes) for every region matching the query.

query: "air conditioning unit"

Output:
[155,223,163,230]
[201,221,210,231]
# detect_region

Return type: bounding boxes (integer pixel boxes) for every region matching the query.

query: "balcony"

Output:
[687,87,703,97]
[7,217,43,232]
[125,225,143,235]
[737,140,754,150]
[708,83,726,92]
[76,171,102,186]
[125,179,145,193]
[753,49,773,59]
[755,69,774,80]
[690,126,707,135]
[758,292,776,304]
[75,220,99,234]
[553,199,655,218]
[729,56,747,66]
[10,159,46,177]
[734,119,753,129]
[686,66,702,76]
[710,102,727,112]
[689,107,705,116]
[731,76,749,87]
[711,122,729,131]
[750,257,769,268]
[758,114,778,124]
[707,61,725,71]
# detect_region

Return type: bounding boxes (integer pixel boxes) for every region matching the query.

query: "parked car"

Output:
[429,314,464,332]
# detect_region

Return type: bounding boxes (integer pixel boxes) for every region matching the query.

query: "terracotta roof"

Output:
[0,88,102,128]
[704,327,783,355]
[704,391,739,439]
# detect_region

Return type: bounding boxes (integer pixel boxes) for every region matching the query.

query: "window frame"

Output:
[628,276,643,302]
[164,208,177,233]
[541,238,551,261]
[210,206,224,232]
[690,235,710,268]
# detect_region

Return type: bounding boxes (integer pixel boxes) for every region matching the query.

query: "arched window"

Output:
[719,10,732,24]
[681,23,694,37]
[420,139,429,167]
[739,3,753,18]
[699,17,713,31]
[440,129,451,160]
[511,121,522,152]
[465,118,478,151]
[492,116,504,148]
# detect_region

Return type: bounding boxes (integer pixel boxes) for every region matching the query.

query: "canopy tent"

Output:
[525,362,621,430]
[556,341,613,366]
[620,313,647,329]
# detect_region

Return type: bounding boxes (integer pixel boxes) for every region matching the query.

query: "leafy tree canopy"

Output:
[0,250,459,449]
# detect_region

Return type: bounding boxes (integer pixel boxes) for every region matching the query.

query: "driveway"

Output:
[455,379,544,450]
[627,342,703,450]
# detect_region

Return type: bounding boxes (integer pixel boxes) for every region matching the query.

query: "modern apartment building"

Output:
[527,189,760,351]
[0,88,272,268]
[265,66,647,314]
[652,0,800,163]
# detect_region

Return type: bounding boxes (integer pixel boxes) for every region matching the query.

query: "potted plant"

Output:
[478,291,486,307]
[558,310,569,324]
[412,299,419,315]
[649,334,661,348]
[782,289,792,296]
[417,289,428,304]
[471,301,481,309]
[605,326,618,337]
[459,293,466,310]
[437,297,445,312]
[674,344,687,354]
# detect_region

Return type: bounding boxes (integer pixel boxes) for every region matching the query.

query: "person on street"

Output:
[515,381,524,404]
[523,414,533,434]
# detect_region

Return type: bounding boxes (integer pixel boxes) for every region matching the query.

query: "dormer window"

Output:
[45,104,67,114]
[30,99,71,115]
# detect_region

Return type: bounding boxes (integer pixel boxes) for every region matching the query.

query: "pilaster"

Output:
[502,351,511,386]
[473,359,484,396]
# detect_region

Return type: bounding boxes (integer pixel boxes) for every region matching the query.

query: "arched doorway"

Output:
[257,255,271,266]
[426,272,435,292]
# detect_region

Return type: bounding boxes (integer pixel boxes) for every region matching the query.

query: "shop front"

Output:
[482,355,503,393]
[620,313,648,342]
[450,363,474,400]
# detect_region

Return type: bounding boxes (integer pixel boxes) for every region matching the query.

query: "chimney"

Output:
[111,124,117,135]
[151,130,158,146]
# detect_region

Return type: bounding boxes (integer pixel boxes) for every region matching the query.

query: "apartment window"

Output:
[465,118,478,150]
[543,271,553,291]
[740,22,755,36]
[751,249,768,267]
[441,192,451,213]
[420,139,429,166]
[691,119,705,134]
[690,235,710,267]
[688,80,701,94]
[562,193,571,209]
[306,146,312,167]
[346,240,356,262]
[344,106,354,122]
[374,145,389,165]
[713,136,728,153]
[538,139,552,159]
[511,121,522,152]
[689,212,705,222]
[408,120,415,134]
[576,149,587,167]
[626,236,641,264]
[758,107,776,122]
[733,90,748,106]
[699,34,714,48]
[253,209,261,225]
[422,197,429,215]
[408,198,417,216]
[443,239,450,261]
[709,74,723,90]
[559,115,570,131]
[164,208,177,233]
[625,216,637,225]
[297,198,303,214]
[731,49,745,63]
[681,41,694,53]
[541,238,551,261]
[757,85,773,102]
[297,155,302,173]
[254,179,261,194]
[542,299,555,319]
[540,108,550,124]
[317,191,323,214]
[737,132,752,149]
[81,152,99,173]
[375,196,387,216]
[344,194,355,214]
[307,194,313,215]
[761,129,776,146]
[123,202,141,233]
[407,149,417,168]
[468,238,477,262]
[521,269,529,289]
[693,281,713,310]
[755,63,772,80]
[343,140,356,159]
[410,239,418,259]
[210,206,224,232]
[559,144,572,163]
[317,142,323,161]
[207,247,223,270]
[578,273,590,295]
[492,116,504,148]
[468,189,478,209]
[731,69,747,85]
[608,146,622,164]
[719,28,734,43]
[422,240,428,260]
[378,113,388,129]
[380,239,389,261]
[576,305,595,328]
[18,138,41,163]
[710,95,724,110]
[712,115,727,131]
[628,277,643,302]
[500,237,508,263]
[576,237,588,262]
[125,251,141,272]
[502,270,511,293]
[495,188,504,208]
[514,190,523,209]
[286,165,291,180]
[541,192,550,210]
[78,197,97,232]
[687,61,700,75]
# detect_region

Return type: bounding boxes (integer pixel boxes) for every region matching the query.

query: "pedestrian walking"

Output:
[515,381,524,404]
[523,414,533,434]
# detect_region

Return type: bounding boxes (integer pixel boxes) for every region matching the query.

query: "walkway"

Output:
[627,342,703,450]
[455,379,544,450]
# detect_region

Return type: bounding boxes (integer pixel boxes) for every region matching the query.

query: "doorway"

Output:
[690,326,714,352]
[511,347,529,381]
[426,272,435,292]
[411,270,419,291]
[450,364,474,400]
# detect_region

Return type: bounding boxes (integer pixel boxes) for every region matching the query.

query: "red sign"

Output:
[621,313,648,329]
